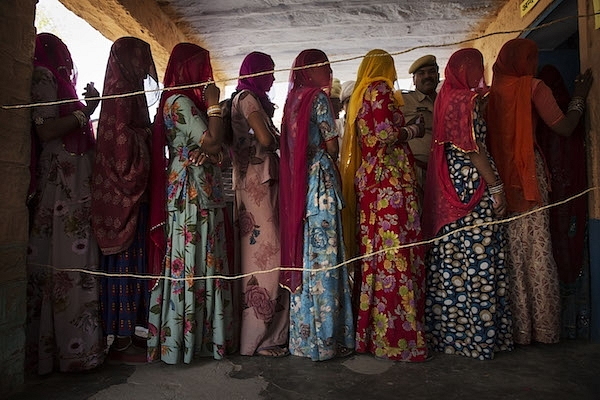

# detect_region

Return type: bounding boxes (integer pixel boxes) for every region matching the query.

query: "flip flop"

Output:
[255,346,290,358]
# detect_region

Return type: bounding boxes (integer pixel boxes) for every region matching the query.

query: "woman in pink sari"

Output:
[229,52,289,357]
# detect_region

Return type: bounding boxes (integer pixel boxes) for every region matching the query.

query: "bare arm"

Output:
[247,111,276,150]
[467,141,506,217]
[201,83,225,155]
[35,83,100,142]
[325,137,339,161]
[541,69,593,137]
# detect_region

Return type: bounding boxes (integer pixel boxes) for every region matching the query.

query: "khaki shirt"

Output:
[400,90,435,165]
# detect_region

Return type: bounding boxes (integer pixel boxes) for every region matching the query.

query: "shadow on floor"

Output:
[6,340,600,400]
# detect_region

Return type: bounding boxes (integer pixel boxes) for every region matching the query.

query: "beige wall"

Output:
[473,0,557,82]
[0,0,36,391]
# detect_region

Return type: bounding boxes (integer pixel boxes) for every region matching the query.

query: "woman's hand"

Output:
[573,68,593,99]
[204,83,220,106]
[188,148,222,166]
[82,82,100,117]
[491,192,507,218]
[188,148,208,166]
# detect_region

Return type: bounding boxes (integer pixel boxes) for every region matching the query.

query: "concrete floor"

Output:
[7,340,600,400]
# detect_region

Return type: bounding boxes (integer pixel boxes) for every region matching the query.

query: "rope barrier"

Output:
[27,186,598,283]
[2,11,599,111]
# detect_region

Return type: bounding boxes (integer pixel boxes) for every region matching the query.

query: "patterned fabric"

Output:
[231,91,289,356]
[149,44,214,287]
[91,37,155,255]
[26,66,105,375]
[422,48,488,240]
[91,37,155,339]
[354,81,428,362]
[425,101,513,360]
[280,49,333,291]
[288,92,354,361]
[341,49,398,261]
[506,152,561,345]
[100,205,149,337]
[147,95,234,363]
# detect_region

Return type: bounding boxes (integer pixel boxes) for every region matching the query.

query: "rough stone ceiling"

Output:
[155,0,508,85]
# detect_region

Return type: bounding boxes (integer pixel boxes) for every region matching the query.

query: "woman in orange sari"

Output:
[487,38,592,345]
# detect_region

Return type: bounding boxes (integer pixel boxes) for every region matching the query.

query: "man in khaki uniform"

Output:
[401,55,439,201]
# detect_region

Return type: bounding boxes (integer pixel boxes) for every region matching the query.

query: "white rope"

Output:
[27,186,598,282]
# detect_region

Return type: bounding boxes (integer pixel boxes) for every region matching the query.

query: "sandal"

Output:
[255,346,290,358]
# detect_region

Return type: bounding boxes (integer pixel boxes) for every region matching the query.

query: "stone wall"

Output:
[0,0,36,392]
[59,0,205,81]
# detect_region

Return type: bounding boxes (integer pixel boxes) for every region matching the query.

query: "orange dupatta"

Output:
[487,38,542,213]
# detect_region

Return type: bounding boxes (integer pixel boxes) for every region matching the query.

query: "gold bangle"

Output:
[207,105,221,114]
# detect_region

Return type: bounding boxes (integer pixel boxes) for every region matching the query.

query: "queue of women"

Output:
[25,32,593,374]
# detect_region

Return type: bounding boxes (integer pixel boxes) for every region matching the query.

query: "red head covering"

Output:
[91,37,157,255]
[33,33,95,154]
[280,49,332,292]
[423,48,488,238]
[236,51,276,117]
[148,43,214,285]
[487,38,541,213]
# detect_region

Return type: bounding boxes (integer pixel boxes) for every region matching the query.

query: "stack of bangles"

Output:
[207,105,222,118]
[401,124,420,141]
[72,110,89,129]
[567,96,585,114]
[488,182,504,195]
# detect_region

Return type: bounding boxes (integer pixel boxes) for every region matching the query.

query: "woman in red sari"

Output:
[345,49,427,361]
[536,65,589,339]
[487,38,592,345]
[91,37,158,359]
